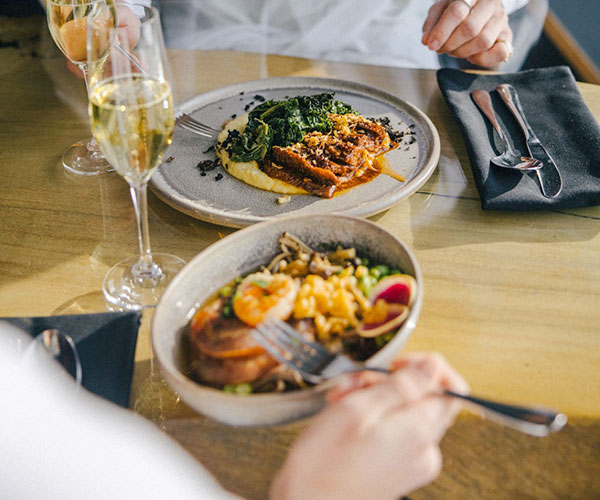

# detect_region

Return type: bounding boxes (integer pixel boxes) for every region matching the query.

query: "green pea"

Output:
[358,275,377,296]
[369,267,382,279]
[219,285,233,297]
[375,332,396,348]
[222,382,253,395]
[389,268,402,276]
[371,265,390,279]
[234,383,253,394]
[222,304,233,317]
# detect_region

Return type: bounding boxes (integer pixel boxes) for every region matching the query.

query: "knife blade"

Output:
[496,84,563,198]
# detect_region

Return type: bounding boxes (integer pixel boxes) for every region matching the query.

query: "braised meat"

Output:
[261,113,396,198]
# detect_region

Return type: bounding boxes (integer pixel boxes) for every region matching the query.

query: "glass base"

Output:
[103,253,186,311]
[62,138,115,176]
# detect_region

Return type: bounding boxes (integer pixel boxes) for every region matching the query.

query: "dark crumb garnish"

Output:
[408,124,416,129]
[203,145,215,154]
[231,113,237,119]
[165,156,174,163]
[200,171,207,177]
[239,91,245,95]
[220,129,239,152]
[254,94,266,102]
[244,102,254,112]
[215,173,223,181]
[197,159,218,172]
[406,135,417,145]
[368,116,406,143]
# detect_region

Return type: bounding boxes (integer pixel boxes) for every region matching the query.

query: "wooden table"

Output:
[2,15,599,500]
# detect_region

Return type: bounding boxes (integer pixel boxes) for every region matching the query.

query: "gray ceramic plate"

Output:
[150,77,440,228]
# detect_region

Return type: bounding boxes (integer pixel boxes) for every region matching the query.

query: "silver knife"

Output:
[496,84,563,198]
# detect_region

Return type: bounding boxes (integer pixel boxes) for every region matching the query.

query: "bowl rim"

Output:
[151,213,423,402]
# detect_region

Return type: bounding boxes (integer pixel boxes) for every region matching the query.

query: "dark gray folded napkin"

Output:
[437,66,600,210]
[2,312,141,408]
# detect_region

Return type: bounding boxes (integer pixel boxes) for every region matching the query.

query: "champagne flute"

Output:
[87,3,185,311]
[46,0,116,175]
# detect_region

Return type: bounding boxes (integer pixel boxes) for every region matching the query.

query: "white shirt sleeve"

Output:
[0,323,242,500]
[502,0,530,14]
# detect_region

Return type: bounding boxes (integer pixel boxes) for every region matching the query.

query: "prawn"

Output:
[233,272,299,327]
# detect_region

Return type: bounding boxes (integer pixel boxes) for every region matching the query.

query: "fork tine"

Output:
[177,123,214,138]
[256,322,313,365]
[268,318,330,357]
[252,325,324,384]
[251,327,294,365]
[262,319,337,377]
[176,118,214,135]
[179,115,215,133]
[175,113,220,136]
[262,321,330,370]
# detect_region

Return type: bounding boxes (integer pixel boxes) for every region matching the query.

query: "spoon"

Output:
[471,90,543,172]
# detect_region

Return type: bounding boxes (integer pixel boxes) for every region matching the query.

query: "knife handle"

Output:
[496,84,534,143]
[497,83,563,199]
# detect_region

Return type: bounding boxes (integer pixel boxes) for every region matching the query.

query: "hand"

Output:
[270,353,469,500]
[65,4,141,78]
[422,0,513,68]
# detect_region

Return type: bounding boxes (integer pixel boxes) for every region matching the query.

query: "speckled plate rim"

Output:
[150,76,440,228]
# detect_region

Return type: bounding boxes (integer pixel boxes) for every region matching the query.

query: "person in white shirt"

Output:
[155,0,546,71]
[49,0,546,79]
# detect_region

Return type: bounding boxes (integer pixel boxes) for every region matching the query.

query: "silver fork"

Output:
[252,318,567,437]
[175,113,220,138]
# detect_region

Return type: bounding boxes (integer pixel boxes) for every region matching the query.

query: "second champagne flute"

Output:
[46,0,116,175]
[88,4,185,310]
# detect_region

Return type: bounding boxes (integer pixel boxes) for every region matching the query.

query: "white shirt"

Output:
[157,0,530,69]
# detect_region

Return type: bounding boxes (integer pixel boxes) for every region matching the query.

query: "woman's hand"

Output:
[422,0,514,67]
[270,353,469,500]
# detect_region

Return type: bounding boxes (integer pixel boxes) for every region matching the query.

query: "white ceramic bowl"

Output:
[152,214,423,426]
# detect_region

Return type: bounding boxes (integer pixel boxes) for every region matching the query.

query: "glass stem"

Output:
[80,65,102,154]
[130,183,162,283]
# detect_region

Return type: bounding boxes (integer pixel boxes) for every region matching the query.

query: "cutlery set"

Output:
[472,84,563,198]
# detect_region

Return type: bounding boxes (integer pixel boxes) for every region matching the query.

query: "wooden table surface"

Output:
[1,15,599,500]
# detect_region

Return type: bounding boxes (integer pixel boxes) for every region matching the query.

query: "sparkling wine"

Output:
[89,76,174,185]
[47,0,116,67]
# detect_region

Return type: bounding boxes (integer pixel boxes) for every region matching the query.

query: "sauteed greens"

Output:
[226,93,356,162]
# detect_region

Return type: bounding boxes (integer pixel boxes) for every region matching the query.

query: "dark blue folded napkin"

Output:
[437,66,600,210]
[2,312,141,408]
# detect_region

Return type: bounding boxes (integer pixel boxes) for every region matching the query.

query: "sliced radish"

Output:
[369,274,417,307]
[357,303,409,337]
